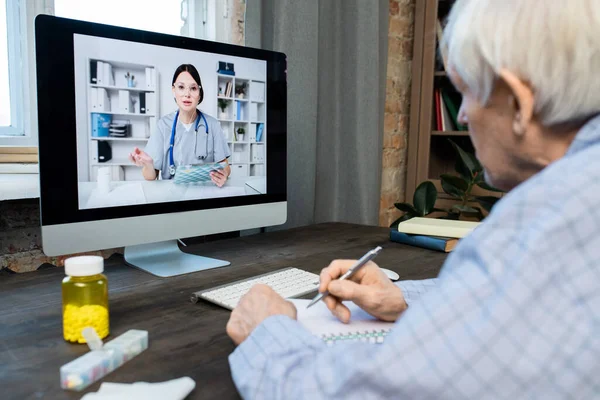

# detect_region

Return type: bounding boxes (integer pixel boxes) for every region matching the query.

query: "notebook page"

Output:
[289,299,393,344]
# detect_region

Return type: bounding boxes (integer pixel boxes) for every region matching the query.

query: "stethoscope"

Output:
[169,109,209,177]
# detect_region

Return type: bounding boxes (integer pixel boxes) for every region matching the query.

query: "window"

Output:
[0,0,25,137]
[54,0,185,36]
[0,0,243,150]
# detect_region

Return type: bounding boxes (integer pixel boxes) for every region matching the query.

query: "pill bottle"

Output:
[62,256,109,343]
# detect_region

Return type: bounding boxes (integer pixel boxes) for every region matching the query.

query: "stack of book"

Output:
[390,217,480,252]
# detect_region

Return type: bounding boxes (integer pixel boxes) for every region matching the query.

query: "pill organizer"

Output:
[60,329,148,391]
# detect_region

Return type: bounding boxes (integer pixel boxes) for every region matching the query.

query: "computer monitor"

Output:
[35,15,287,277]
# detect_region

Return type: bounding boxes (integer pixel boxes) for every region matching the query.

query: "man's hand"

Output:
[319,260,408,323]
[226,284,297,345]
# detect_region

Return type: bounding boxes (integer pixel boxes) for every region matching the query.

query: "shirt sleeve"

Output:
[228,229,586,399]
[395,278,437,306]
[144,119,164,171]
[213,121,231,162]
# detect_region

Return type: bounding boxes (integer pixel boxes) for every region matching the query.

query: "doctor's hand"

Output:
[226,284,297,345]
[319,260,407,323]
[210,168,228,187]
[128,147,154,169]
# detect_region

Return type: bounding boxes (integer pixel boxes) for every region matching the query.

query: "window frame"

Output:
[1,0,25,137]
[0,0,39,148]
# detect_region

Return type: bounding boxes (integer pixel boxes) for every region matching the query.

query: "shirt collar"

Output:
[566,114,600,156]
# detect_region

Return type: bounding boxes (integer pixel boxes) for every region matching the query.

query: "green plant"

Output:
[217,99,229,113]
[235,83,247,95]
[236,127,245,134]
[390,139,504,228]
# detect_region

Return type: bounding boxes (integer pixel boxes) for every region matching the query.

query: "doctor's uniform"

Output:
[144,110,231,180]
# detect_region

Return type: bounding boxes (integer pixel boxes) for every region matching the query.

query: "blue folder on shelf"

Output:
[91,113,111,137]
[256,123,264,142]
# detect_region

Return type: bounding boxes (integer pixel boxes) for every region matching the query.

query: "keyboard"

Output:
[190,267,321,310]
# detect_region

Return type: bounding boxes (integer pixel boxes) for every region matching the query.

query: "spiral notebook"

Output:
[289,299,393,345]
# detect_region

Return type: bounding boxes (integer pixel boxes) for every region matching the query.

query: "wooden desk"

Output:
[0,223,447,399]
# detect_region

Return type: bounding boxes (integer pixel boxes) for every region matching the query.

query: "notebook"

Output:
[289,299,394,345]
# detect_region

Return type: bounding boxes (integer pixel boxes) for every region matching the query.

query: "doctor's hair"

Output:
[172,64,204,104]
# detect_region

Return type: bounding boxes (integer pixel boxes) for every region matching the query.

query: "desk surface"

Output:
[0,223,447,399]
[78,176,266,209]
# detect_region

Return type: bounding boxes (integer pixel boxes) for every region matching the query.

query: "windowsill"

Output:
[0,169,40,201]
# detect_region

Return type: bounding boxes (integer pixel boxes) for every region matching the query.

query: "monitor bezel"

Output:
[35,15,286,227]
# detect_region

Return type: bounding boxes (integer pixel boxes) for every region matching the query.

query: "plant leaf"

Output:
[458,206,484,220]
[452,205,479,213]
[440,174,467,198]
[474,196,501,212]
[394,202,418,214]
[476,181,504,193]
[389,213,415,229]
[449,139,482,179]
[412,181,438,216]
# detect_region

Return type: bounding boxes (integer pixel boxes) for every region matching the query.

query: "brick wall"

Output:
[379,0,415,227]
[0,199,120,273]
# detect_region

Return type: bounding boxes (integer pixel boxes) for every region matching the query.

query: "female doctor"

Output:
[129,64,231,187]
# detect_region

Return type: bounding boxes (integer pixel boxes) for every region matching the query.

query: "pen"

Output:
[307,246,383,309]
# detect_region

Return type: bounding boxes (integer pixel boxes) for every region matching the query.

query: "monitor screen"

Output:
[35,15,287,267]
[72,34,270,210]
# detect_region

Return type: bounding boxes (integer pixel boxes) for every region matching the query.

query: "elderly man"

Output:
[227,1,599,398]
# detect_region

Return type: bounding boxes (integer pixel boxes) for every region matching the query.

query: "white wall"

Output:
[73,33,266,181]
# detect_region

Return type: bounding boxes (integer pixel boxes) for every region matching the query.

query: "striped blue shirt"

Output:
[229,116,600,399]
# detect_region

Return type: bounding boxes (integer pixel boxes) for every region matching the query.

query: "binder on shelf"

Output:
[97,88,110,112]
[146,117,155,138]
[145,93,156,115]
[249,103,258,121]
[91,113,112,137]
[97,141,112,163]
[118,90,132,114]
[236,101,242,121]
[251,144,264,162]
[90,60,98,84]
[256,123,264,142]
[90,87,97,111]
[252,164,265,176]
[139,92,146,114]
[217,61,235,76]
[96,61,104,85]
[102,62,114,86]
[250,81,265,102]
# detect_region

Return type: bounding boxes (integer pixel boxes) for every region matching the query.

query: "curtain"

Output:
[246,0,389,229]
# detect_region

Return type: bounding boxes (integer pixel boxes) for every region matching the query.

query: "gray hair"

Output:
[442,0,600,126]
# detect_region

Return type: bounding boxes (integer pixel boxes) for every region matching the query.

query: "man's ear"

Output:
[498,69,534,135]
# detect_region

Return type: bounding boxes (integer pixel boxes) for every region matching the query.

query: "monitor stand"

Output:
[124,240,230,277]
